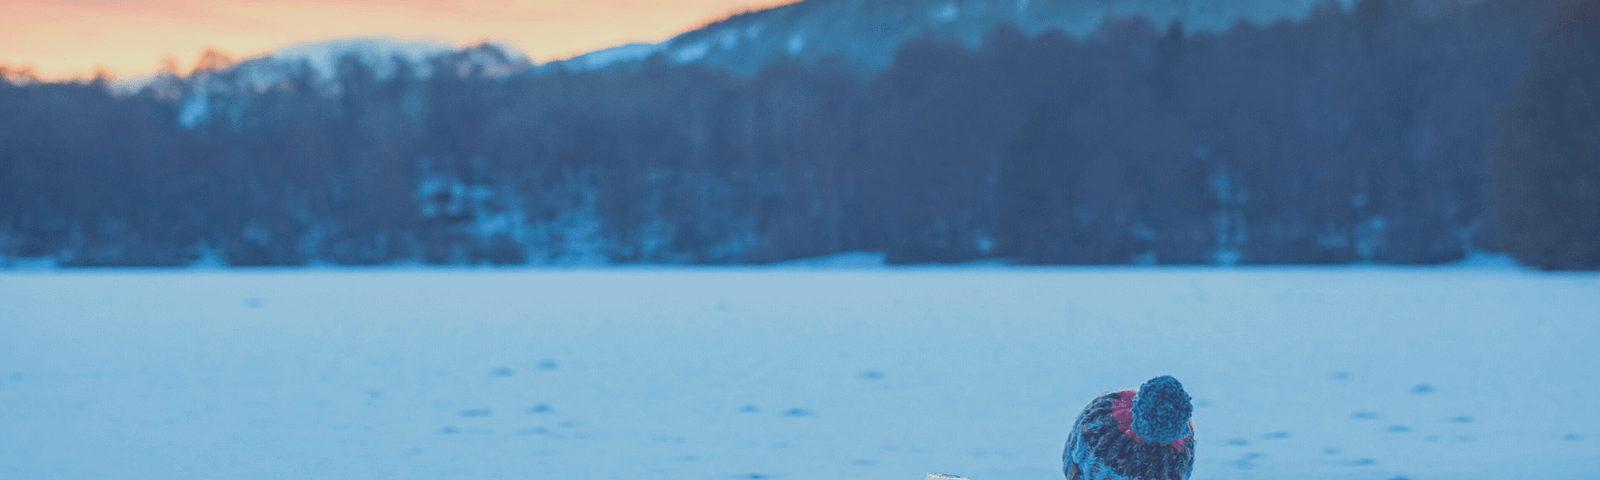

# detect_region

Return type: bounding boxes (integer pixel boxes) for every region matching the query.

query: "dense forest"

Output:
[1,0,1594,268]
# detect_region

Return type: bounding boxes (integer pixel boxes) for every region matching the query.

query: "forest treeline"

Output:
[1,0,1594,268]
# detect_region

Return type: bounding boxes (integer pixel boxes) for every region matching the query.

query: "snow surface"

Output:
[1,265,1597,479]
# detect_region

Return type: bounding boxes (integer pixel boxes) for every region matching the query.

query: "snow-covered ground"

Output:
[1,264,1596,480]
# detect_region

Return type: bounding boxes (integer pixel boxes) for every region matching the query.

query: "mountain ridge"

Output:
[641,0,1481,74]
[142,0,1485,83]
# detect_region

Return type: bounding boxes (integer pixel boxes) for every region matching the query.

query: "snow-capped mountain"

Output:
[253,37,532,80]
[166,38,532,127]
[627,0,1475,74]
[267,37,457,78]
[547,42,664,72]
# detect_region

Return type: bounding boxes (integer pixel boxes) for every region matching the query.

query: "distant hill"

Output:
[123,37,529,94]
[625,0,1476,74]
[267,37,458,78]
[162,39,532,126]
[246,37,531,80]
[154,1,1484,79]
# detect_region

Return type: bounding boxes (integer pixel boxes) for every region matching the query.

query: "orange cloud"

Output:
[0,0,793,80]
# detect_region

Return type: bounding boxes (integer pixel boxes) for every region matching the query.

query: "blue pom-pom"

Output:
[1132,375,1193,443]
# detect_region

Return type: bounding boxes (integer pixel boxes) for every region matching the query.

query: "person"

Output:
[1062,376,1195,480]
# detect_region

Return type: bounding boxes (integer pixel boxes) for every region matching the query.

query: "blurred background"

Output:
[2,1,1599,480]
[1,0,1595,270]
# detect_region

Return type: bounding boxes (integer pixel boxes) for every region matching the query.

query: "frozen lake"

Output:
[1,265,1597,479]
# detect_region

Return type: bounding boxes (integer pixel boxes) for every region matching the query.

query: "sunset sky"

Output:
[1,0,794,80]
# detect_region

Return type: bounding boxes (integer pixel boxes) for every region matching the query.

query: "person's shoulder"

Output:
[1096,389,1135,405]
[1079,390,1131,416]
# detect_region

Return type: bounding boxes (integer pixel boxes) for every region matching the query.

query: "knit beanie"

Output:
[1062,376,1195,480]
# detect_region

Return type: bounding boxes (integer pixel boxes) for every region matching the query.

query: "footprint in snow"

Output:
[1345,458,1376,466]
[1410,384,1435,394]
[1563,433,1582,441]
[860,370,884,380]
[492,367,515,377]
[1233,453,1262,470]
[1263,431,1289,439]
[1448,415,1473,423]
[1388,425,1410,433]
[1352,411,1379,420]
[782,408,815,417]
[537,360,559,371]
[739,405,759,413]
[459,409,491,417]
[1330,371,1351,380]
[1226,439,1249,446]
[528,404,552,414]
